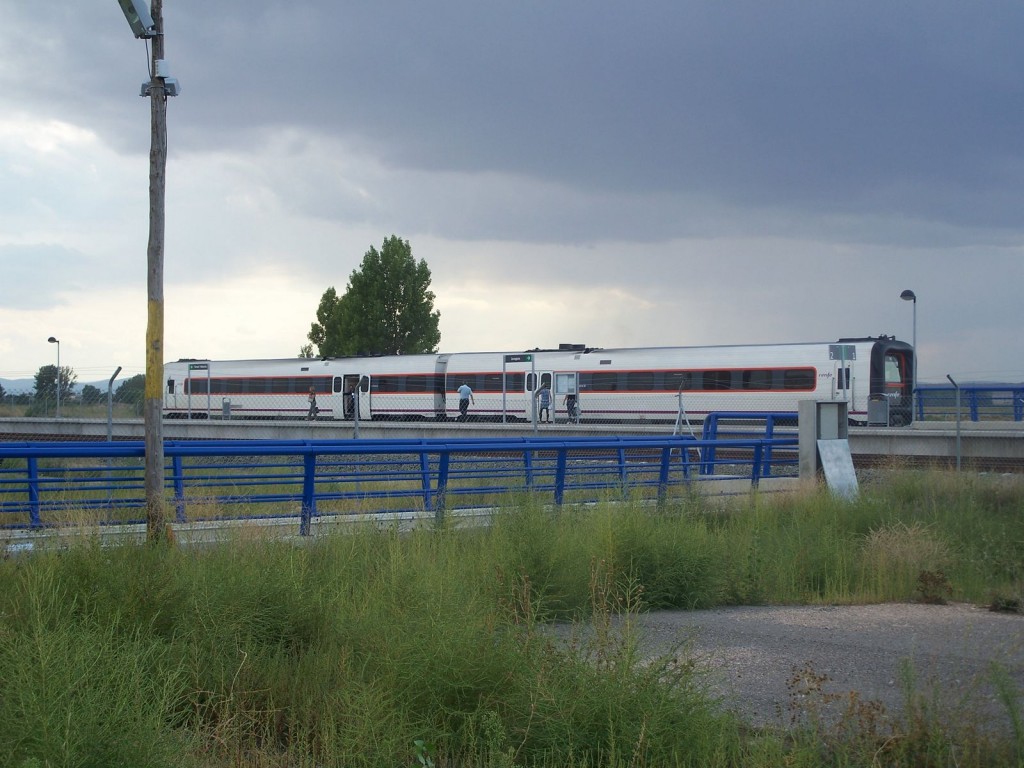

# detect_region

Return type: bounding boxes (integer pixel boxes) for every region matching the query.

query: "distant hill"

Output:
[0,378,34,395]
[0,378,112,395]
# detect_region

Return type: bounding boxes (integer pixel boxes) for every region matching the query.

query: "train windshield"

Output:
[884,351,910,389]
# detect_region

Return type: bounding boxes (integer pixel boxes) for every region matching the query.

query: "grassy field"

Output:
[0,470,1021,767]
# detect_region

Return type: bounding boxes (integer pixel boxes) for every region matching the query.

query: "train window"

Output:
[663,371,694,391]
[626,371,654,391]
[481,373,504,392]
[223,379,244,394]
[590,372,620,391]
[451,375,481,392]
[526,373,537,391]
[374,377,398,393]
[167,379,175,394]
[885,355,905,384]
[742,370,773,390]
[703,370,733,391]
[270,378,290,393]
[405,375,428,393]
[783,369,815,390]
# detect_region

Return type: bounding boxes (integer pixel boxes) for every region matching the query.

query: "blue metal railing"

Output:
[916,385,1024,422]
[0,435,798,534]
[699,412,796,475]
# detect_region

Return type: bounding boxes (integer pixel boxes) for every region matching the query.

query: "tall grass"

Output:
[0,470,1020,766]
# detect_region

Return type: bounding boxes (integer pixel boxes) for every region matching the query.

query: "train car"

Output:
[163,336,914,426]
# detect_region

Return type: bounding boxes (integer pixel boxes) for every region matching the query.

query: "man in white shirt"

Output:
[457,382,474,420]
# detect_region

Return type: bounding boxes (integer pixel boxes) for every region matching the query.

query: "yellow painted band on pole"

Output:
[145,298,164,399]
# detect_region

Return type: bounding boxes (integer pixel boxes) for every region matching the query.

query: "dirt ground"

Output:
[624,602,1024,733]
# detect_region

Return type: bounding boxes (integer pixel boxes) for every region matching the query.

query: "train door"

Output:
[527,371,553,423]
[881,347,913,425]
[829,343,856,406]
[434,355,450,420]
[832,362,851,402]
[340,374,371,420]
[340,374,362,420]
[554,371,579,423]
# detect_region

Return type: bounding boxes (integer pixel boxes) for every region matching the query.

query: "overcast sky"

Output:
[2,1,1022,385]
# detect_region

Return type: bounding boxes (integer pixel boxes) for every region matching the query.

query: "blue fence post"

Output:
[523,449,534,489]
[27,457,41,528]
[701,415,717,475]
[554,448,567,506]
[172,455,187,523]
[299,452,316,536]
[435,451,450,524]
[419,453,433,512]
[657,446,672,504]
[751,443,763,488]
[1015,390,1024,422]
[968,389,980,422]
[762,416,776,477]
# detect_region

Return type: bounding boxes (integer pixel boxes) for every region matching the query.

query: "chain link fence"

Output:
[3,385,1022,473]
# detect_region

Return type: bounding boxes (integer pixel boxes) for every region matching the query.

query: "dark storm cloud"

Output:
[161,0,1024,232]
[4,1,1024,242]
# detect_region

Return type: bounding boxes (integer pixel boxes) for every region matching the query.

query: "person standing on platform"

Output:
[536,384,551,423]
[457,382,474,420]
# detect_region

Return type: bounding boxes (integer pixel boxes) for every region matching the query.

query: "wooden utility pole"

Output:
[144,0,169,542]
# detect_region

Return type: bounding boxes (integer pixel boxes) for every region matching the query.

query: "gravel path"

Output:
[626,603,1024,732]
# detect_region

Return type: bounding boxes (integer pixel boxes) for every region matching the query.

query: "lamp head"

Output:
[116,0,156,38]
[900,289,916,303]
[47,336,58,344]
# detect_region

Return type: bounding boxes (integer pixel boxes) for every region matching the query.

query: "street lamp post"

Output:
[47,336,60,418]
[900,289,917,421]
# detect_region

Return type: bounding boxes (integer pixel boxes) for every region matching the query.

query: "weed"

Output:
[988,592,1022,613]
[915,569,953,604]
[412,738,436,767]
[0,474,1021,766]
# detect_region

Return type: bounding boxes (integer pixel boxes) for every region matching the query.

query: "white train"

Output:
[163,336,914,426]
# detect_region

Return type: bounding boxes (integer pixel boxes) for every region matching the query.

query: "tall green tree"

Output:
[114,374,146,406]
[80,384,103,406]
[308,236,441,357]
[33,364,77,405]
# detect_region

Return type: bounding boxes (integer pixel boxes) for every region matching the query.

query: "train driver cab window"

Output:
[885,355,905,384]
